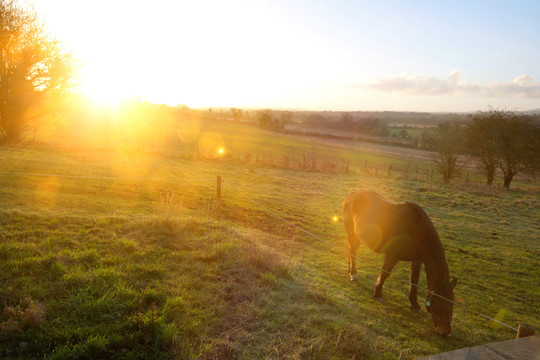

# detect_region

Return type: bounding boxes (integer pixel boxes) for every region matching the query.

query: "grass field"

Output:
[1,119,539,359]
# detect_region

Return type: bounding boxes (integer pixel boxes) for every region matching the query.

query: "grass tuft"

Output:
[1,297,46,335]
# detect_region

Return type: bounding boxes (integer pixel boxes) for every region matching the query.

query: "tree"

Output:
[0,0,75,144]
[340,112,353,130]
[494,112,540,188]
[465,108,540,188]
[258,111,272,129]
[399,129,409,139]
[258,110,285,130]
[279,110,293,125]
[433,121,463,184]
[418,128,437,150]
[230,107,242,122]
[464,110,500,185]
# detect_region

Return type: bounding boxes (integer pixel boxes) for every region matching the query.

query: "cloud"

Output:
[366,69,468,96]
[484,74,540,98]
[362,71,540,99]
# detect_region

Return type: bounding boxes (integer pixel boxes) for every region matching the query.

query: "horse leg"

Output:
[373,255,398,300]
[346,233,360,282]
[409,261,422,312]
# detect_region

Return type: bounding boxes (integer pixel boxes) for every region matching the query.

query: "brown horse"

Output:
[342,191,457,337]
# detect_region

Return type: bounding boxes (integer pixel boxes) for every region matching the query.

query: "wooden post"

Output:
[216,176,222,220]
[430,169,434,182]
[517,323,535,338]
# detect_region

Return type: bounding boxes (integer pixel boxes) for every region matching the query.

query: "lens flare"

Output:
[198,132,225,159]
[360,223,382,250]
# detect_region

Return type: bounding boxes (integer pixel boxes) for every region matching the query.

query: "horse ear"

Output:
[450,276,458,289]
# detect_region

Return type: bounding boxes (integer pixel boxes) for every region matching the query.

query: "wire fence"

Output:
[0,170,216,182]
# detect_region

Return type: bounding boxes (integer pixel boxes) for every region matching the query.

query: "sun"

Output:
[78,63,134,106]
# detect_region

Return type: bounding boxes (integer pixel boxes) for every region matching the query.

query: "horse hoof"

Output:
[350,274,359,282]
[372,296,384,302]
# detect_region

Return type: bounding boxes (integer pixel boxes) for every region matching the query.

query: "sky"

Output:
[31,0,540,112]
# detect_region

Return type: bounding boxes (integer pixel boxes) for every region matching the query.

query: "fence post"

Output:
[216,176,222,220]
[517,323,535,338]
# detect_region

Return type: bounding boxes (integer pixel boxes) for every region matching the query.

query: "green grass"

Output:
[0,120,539,359]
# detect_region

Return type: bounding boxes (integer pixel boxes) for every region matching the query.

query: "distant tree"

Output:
[0,0,76,144]
[354,117,388,136]
[465,108,540,188]
[399,129,409,139]
[419,129,437,150]
[493,112,540,188]
[280,111,293,125]
[242,110,253,122]
[258,110,285,130]
[340,112,353,130]
[230,107,242,122]
[464,109,500,185]
[258,112,271,129]
[433,122,464,184]
[305,113,327,127]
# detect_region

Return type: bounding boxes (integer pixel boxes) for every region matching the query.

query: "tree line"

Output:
[2,1,538,189]
[302,112,388,136]
[434,108,540,188]
[0,0,76,144]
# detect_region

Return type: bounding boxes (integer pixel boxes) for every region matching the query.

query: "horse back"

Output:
[343,191,426,260]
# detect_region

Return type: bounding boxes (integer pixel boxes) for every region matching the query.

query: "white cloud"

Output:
[362,71,540,99]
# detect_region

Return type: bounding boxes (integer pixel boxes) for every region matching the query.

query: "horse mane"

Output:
[404,201,450,290]
[403,201,428,224]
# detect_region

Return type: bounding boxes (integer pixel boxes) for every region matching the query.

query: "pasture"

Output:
[0,119,539,359]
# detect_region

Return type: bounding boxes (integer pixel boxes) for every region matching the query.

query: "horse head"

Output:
[426,276,457,337]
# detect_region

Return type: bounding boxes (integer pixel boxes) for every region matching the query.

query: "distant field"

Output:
[1,119,539,359]
[387,127,425,138]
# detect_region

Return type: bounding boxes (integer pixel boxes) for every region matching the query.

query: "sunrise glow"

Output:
[80,69,131,106]
[31,0,540,112]
[2,1,539,357]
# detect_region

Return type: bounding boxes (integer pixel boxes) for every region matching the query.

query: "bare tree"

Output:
[433,121,463,184]
[495,112,540,188]
[0,0,76,144]
[230,107,242,122]
[464,109,500,185]
[465,108,540,188]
